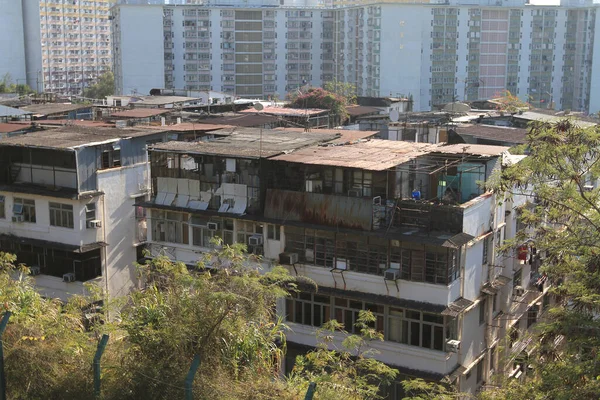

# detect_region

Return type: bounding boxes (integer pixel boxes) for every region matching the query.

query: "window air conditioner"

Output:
[29,266,41,276]
[446,339,461,353]
[248,234,264,246]
[583,185,594,192]
[335,258,348,270]
[12,215,24,223]
[279,252,299,265]
[384,268,400,281]
[63,273,76,283]
[87,220,102,229]
[207,222,220,231]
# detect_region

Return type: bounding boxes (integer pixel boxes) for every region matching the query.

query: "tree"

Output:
[286,87,350,125]
[492,90,529,114]
[324,81,357,105]
[83,71,114,99]
[0,252,98,399]
[0,73,35,95]
[288,310,398,399]
[485,119,600,399]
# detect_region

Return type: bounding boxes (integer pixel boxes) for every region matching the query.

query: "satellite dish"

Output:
[253,102,264,111]
[389,109,400,122]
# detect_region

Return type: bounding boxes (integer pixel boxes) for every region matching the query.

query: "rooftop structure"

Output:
[135,126,544,395]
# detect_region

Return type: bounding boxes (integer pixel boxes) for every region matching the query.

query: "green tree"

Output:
[0,73,34,95]
[485,119,600,399]
[0,252,98,400]
[286,87,350,126]
[83,71,114,99]
[324,81,357,105]
[492,90,530,114]
[288,310,398,399]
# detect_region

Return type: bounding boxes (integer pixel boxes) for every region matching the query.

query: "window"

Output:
[236,221,263,255]
[479,299,487,325]
[101,143,121,169]
[13,198,36,223]
[490,346,497,374]
[286,292,331,327]
[476,358,484,383]
[482,237,490,264]
[151,211,189,244]
[85,203,96,226]
[191,215,214,248]
[267,224,281,240]
[513,268,522,289]
[0,196,4,219]
[49,202,74,229]
[402,310,445,350]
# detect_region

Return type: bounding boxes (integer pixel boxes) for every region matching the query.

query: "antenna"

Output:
[389,109,400,123]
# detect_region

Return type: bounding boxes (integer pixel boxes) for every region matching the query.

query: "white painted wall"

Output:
[0,192,103,247]
[0,0,27,84]
[97,163,149,298]
[286,322,459,375]
[115,6,165,95]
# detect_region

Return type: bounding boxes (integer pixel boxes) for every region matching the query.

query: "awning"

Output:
[0,234,107,253]
[442,233,475,249]
[481,274,511,295]
[442,297,474,317]
[298,282,447,314]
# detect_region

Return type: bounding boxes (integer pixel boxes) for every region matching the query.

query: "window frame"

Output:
[13,198,36,223]
[49,202,74,229]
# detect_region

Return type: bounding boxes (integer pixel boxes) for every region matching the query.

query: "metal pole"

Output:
[184,354,201,400]
[304,382,317,400]
[93,334,109,398]
[0,312,12,400]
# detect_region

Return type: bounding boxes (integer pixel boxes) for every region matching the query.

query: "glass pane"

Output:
[422,324,432,348]
[410,321,420,346]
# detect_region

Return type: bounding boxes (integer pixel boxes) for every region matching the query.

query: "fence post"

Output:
[93,334,109,398]
[184,354,201,400]
[304,382,317,400]
[0,312,12,400]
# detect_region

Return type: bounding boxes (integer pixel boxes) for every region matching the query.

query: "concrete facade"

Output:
[111,0,600,113]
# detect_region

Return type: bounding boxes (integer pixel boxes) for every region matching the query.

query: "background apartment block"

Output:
[20,0,113,96]
[112,0,600,113]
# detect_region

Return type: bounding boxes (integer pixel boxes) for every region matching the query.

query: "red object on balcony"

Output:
[518,245,528,261]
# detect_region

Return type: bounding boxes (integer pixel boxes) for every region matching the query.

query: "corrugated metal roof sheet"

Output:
[21,103,91,115]
[111,109,170,118]
[0,104,32,118]
[240,106,328,117]
[0,126,167,149]
[273,127,378,142]
[151,128,338,158]
[197,114,279,127]
[452,124,528,144]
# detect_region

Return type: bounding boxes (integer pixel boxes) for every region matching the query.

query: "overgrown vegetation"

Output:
[0,73,35,95]
[0,240,398,399]
[82,71,114,99]
[483,119,600,399]
[286,86,351,125]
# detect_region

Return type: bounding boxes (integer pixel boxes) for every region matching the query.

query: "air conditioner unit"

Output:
[583,185,594,192]
[29,266,41,276]
[384,268,400,281]
[514,285,525,297]
[347,189,361,197]
[335,258,348,270]
[87,220,102,229]
[207,222,220,231]
[63,273,76,283]
[248,234,264,246]
[12,215,24,223]
[279,252,299,265]
[446,339,461,353]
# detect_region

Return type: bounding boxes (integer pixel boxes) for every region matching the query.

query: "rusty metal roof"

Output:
[21,103,91,116]
[151,128,338,158]
[346,105,380,117]
[271,140,435,171]
[197,114,279,127]
[240,106,328,117]
[273,127,378,142]
[272,140,508,171]
[451,124,527,144]
[0,125,167,149]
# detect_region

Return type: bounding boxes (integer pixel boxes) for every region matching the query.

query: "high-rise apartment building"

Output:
[0,1,28,86]
[112,0,600,113]
[20,0,113,96]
